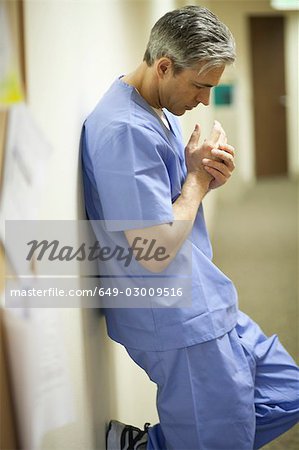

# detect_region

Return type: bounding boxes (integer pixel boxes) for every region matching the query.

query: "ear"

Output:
[156,58,173,79]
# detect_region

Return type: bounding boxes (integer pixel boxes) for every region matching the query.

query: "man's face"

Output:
[157,62,225,116]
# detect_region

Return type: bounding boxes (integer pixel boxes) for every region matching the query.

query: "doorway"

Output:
[249,16,288,178]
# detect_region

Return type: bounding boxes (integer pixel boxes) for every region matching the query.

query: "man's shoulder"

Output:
[84,80,168,145]
[86,78,131,122]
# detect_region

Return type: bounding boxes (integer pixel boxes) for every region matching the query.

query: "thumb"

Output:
[187,123,201,148]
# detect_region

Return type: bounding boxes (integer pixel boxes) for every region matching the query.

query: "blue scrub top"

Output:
[81,77,238,351]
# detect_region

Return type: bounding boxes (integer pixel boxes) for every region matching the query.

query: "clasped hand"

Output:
[185,121,235,190]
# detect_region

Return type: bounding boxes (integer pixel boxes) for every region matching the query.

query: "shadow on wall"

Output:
[77,142,118,448]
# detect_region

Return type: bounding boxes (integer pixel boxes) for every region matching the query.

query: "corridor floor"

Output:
[212,177,298,450]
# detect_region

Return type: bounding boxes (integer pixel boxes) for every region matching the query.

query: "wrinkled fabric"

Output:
[81,77,238,351]
[126,311,299,450]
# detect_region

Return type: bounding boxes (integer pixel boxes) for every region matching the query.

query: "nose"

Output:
[196,88,211,106]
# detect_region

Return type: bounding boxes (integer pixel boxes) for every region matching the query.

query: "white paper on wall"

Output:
[0,103,52,275]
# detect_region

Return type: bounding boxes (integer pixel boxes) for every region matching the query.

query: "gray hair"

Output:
[143,5,236,74]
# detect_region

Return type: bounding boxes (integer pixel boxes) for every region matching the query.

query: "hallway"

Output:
[212,177,298,449]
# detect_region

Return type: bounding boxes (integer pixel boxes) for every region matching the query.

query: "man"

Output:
[81,5,299,450]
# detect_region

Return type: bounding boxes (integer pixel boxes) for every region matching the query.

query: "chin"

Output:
[168,107,186,116]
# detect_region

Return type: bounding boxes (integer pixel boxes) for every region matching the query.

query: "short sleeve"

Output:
[91,123,174,231]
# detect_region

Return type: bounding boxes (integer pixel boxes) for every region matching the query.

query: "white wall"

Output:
[285,11,299,177]
[23,0,163,448]
[24,1,98,447]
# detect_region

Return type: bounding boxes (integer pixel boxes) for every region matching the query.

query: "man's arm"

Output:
[125,121,235,272]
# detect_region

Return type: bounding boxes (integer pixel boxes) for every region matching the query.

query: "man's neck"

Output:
[122,63,162,111]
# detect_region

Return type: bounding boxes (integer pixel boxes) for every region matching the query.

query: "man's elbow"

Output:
[138,258,172,273]
[125,230,173,273]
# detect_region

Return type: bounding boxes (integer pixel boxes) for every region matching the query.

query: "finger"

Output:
[187,123,201,148]
[218,143,235,157]
[214,120,227,146]
[203,158,232,177]
[219,129,227,146]
[211,148,235,169]
[208,120,222,147]
[204,165,228,184]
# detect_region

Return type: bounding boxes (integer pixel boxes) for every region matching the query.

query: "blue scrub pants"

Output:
[126,311,299,450]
